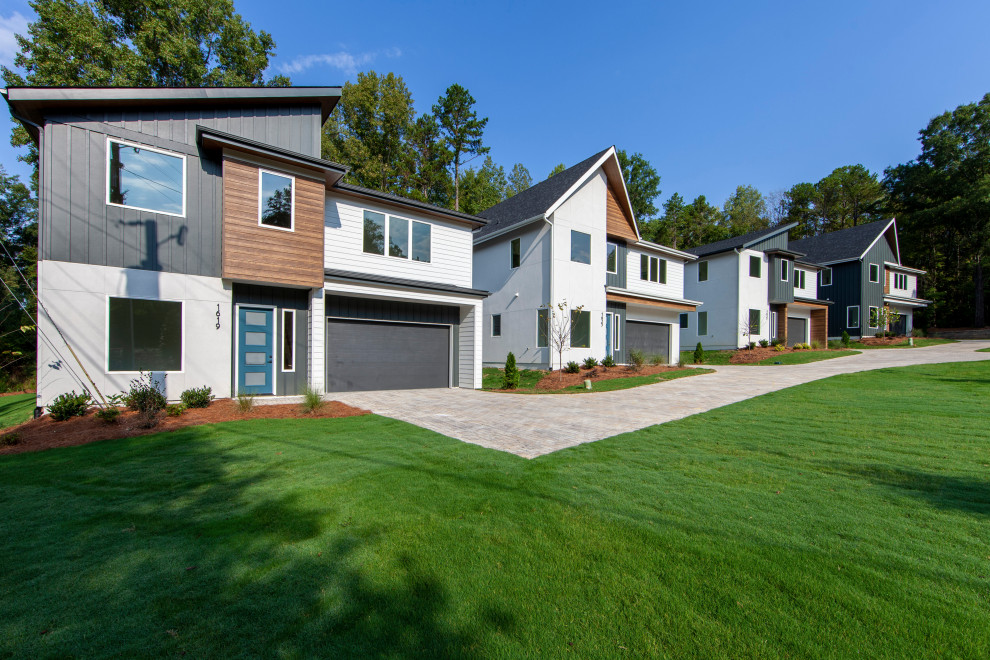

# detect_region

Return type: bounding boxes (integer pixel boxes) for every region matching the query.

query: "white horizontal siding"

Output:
[794,267,818,299]
[625,248,685,300]
[325,194,473,288]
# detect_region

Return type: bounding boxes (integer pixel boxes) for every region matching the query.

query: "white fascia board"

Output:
[857,218,897,261]
[634,240,698,262]
[883,261,924,274]
[544,148,616,215]
[472,214,547,245]
[883,294,930,307]
[605,286,703,307]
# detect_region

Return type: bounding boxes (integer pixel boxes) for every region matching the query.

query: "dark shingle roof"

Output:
[789,220,894,265]
[685,224,794,257]
[475,148,612,239]
[334,182,487,226]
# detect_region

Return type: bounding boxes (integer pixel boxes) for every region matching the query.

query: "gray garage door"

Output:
[787,317,807,346]
[625,321,671,361]
[326,319,450,392]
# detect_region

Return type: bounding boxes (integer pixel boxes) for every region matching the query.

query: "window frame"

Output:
[536,308,549,348]
[869,263,880,283]
[749,255,761,278]
[569,309,591,348]
[847,305,860,329]
[491,313,502,337]
[820,267,832,287]
[640,254,664,283]
[281,309,296,372]
[796,269,806,289]
[361,208,432,263]
[105,295,185,374]
[510,237,521,269]
[106,137,187,218]
[748,308,761,335]
[868,306,879,329]
[612,313,621,350]
[257,168,296,232]
[606,242,618,274]
[698,311,708,336]
[698,261,709,282]
[570,230,592,265]
[780,259,789,282]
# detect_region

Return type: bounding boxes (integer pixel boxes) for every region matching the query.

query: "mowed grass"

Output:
[0,393,35,430]
[853,337,956,349]
[680,349,858,366]
[482,366,713,393]
[2,362,990,657]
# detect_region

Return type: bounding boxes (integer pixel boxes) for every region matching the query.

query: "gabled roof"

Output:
[686,223,796,258]
[475,147,629,240]
[789,219,898,265]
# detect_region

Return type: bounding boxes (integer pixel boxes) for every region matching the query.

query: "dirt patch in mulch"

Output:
[0,390,35,397]
[533,365,689,391]
[0,399,370,455]
[856,335,908,346]
[728,347,837,364]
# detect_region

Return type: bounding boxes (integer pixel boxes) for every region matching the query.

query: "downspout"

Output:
[734,248,743,347]
[547,214,554,370]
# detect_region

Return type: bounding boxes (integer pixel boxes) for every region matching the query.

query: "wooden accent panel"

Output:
[775,303,788,343]
[810,308,828,345]
[606,184,639,242]
[222,158,325,288]
[791,300,830,309]
[884,268,891,294]
[606,292,695,311]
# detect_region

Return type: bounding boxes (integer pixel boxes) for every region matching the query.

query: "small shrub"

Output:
[180,386,213,409]
[165,403,187,417]
[693,342,705,364]
[771,338,784,347]
[810,340,822,350]
[564,361,581,374]
[236,393,255,413]
[601,355,616,369]
[650,354,666,366]
[49,390,91,421]
[676,359,686,368]
[886,330,897,338]
[124,372,167,429]
[1,431,19,447]
[301,386,325,414]
[582,356,599,369]
[502,352,520,389]
[912,327,927,337]
[841,330,851,347]
[774,344,786,352]
[94,406,121,424]
[747,342,757,350]
[628,349,646,371]
[875,331,885,338]
[828,340,840,349]
[759,339,770,348]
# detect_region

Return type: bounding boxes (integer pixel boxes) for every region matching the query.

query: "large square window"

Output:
[363,211,385,255]
[570,230,591,264]
[259,170,294,230]
[606,242,618,274]
[108,297,182,372]
[570,310,591,348]
[107,139,185,216]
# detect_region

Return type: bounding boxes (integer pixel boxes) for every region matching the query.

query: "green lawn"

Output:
[679,349,858,366]
[852,337,956,349]
[2,362,989,657]
[0,393,35,431]
[977,347,990,352]
[482,366,713,393]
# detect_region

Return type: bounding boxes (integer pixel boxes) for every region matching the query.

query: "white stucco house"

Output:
[473,147,699,369]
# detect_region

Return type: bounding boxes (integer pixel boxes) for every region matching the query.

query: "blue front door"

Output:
[238,307,274,395]
[605,313,613,357]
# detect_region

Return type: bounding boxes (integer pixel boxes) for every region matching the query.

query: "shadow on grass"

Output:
[840,463,990,516]
[0,421,514,657]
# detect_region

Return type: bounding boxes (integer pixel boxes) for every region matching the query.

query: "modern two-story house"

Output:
[680,223,831,349]
[4,86,487,408]
[473,147,699,369]
[790,219,928,338]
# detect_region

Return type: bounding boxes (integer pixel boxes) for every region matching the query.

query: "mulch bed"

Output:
[856,336,908,346]
[729,346,834,364]
[533,365,689,391]
[0,399,370,455]
[0,390,36,398]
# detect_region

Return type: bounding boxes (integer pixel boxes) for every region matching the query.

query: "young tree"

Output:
[722,185,769,235]
[0,167,38,383]
[458,156,506,215]
[543,300,584,381]
[616,149,662,221]
[502,352,520,389]
[433,84,489,211]
[506,163,532,197]
[546,163,566,179]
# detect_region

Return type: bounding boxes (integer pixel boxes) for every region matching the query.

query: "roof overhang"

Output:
[633,240,698,262]
[605,287,701,311]
[325,269,489,298]
[884,261,926,275]
[765,247,805,259]
[473,214,545,244]
[884,294,930,308]
[794,260,824,271]
[792,296,833,307]
[198,126,347,187]
[332,183,487,228]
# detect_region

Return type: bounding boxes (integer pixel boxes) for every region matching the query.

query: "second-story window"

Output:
[699,261,709,282]
[820,267,832,286]
[606,242,618,274]
[259,170,294,230]
[363,211,386,255]
[389,216,409,258]
[796,269,806,289]
[640,254,666,283]
[869,263,880,283]
[107,139,185,217]
[510,237,521,269]
[362,210,431,263]
[750,255,761,278]
[780,259,789,281]
[571,230,591,264]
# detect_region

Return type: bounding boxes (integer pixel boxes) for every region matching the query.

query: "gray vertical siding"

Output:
[749,232,789,253]
[232,284,311,396]
[39,103,323,276]
[860,237,897,334]
[607,301,628,364]
[606,241,627,288]
[767,255,795,303]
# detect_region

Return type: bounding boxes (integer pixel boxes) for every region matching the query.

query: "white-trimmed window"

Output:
[612,314,620,350]
[847,305,860,329]
[537,309,549,347]
[868,306,879,329]
[820,267,832,287]
[107,297,183,372]
[796,269,806,289]
[640,254,667,283]
[749,255,761,278]
[894,273,908,289]
[699,261,709,282]
[282,309,295,371]
[770,311,778,339]
[362,210,432,262]
[492,314,502,337]
[869,263,880,283]
[510,237,521,269]
[259,169,294,231]
[606,242,618,274]
[107,138,186,217]
[780,259,789,282]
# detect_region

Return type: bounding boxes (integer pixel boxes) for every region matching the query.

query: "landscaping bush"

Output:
[48,391,91,421]
[0,431,19,446]
[166,403,187,417]
[650,354,666,366]
[301,386,325,413]
[693,342,705,364]
[841,330,851,347]
[502,352,520,389]
[771,338,784,347]
[748,342,757,350]
[810,340,821,350]
[94,406,121,424]
[875,331,885,338]
[885,331,897,338]
[628,349,646,371]
[774,344,786,352]
[236,393,255,413]
[828,340,841,349]
[124,373,167,428]
[912,327,927,337]
[601,355,616,368]
[759,339,770,348]
[582,356,599,369]
[180,386,214,409]
[564,361,581,374]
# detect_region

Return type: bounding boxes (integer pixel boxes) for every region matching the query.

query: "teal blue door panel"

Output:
[238,307,274,395]
[605,313,613,357]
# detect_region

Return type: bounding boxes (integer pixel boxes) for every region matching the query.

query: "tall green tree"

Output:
[433,84,489,211]
[547,163,566,179]
[640,192,683,246]
[885,93,990,327]
[506,163,532,197]
[722,185,769,235]
[0,167,38,385]
[616,149,661,221]
[786,165,885,238]
[458,156,506,216]
[401,113,451,206]
[322,71,415,193]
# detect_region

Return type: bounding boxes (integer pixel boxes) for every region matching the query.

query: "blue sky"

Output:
[2,0,989,210]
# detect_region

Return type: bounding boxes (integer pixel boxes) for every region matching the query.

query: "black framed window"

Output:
[749,309,761,334]
[679,313,688,329]
[282,309,295,371]
[570,310,591,348]
[363,210,386,255]
[570,230,591,264]
[699,261,709,282]
[537,309,549,347]
[510,237,521,269]
[108,297,182,372]
[847,306,860,329]
[698,311,708,335]
[869,263,880,283]
[108,140,185,216]
[492,314,502,337]
[820,268,832,286]
[606,242,618,273]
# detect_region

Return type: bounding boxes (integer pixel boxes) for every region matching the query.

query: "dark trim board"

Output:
[325,269,490,298]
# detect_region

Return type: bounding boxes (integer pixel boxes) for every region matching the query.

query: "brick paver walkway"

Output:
[332,341,990,458]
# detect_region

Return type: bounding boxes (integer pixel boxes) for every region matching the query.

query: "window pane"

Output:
[244,332,267,346]
[245,352,266,365]
[821,268,831,286]
[640,254,649,280]
[679,313,688,329]
[108,297,182,371]
[750,255,761,278]
[658,258,667,284]
[698,311,708,335]
[570,310,591,348]
[570,230,591,264]
[870,264,879,282]
[650,257,658,282]
[492,314,501,337]
[363,211,385,254]
[260,171,293,229]
[699,261,708,281]
[244,372,266,387]
[244,311,267,326]
[606,243,617,273]
[749,309,761,334]
[781,260,788,281]
[108,141,184,215]
[510,238,521,268]
[412,222,431,262]
[389,216,409,258]
[282,310,294,371]
[537,309,549,347]
[848,306,859,328]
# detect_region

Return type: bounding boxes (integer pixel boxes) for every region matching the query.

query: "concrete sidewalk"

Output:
[332,341,990,458]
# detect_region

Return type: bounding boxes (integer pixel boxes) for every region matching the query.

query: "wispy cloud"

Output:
[277,47,402,77]
[0,12,29,69]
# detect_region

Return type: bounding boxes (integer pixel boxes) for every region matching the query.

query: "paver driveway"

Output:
[332,341,990,458]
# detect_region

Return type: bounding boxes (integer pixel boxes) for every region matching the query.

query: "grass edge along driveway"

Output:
[1,361,988,657]
[481,366,714,393]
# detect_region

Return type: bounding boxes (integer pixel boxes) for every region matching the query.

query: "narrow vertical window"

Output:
[389,216,409,258]
[868,306,879,329]
[699,261,709,282]
[750,255,761,278]
[847,306,860,329]
[640,254,649,280]
[537,309,549,347]
[749,309,761,334]
[606,242,618,274]
[780,259,789,281]
[412,221,431,262]
[282,309,295,371]
[679,313,689,329]
[492,314,502,337]
[657,258,667,284]
[869,263,880,283]
[698,311,708,336]
[510,237,521,269]
[613,316,620,350]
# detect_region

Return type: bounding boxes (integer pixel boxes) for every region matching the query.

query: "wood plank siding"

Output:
[810,308,828,345]
[606,292,695,311]
[606,184,639,242]
[222,158,325,288]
